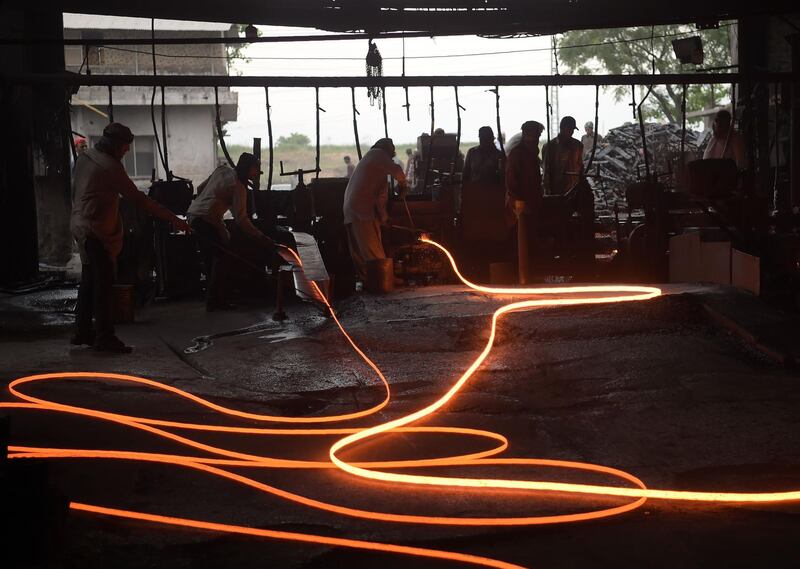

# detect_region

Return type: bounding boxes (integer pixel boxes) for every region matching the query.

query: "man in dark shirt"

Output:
[462,126,505,184]
[543,116,584,196]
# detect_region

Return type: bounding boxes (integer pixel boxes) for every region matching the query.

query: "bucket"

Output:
[112,284,135,324]
[365,258,395,294]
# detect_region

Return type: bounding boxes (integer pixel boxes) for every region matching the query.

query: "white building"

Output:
[64,14,238,188]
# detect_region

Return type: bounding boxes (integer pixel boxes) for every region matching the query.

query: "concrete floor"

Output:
[1,283,799,568]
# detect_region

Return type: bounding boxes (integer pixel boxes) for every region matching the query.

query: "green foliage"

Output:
[226,24,261,73]
[276,132,312,147]
[557,25,733,123]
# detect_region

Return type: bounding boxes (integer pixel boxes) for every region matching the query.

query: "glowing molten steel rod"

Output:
[2,238,798,568]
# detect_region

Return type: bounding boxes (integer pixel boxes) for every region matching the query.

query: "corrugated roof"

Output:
[63,13,234,32]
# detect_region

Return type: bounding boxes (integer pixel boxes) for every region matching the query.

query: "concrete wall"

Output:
[73,103,221,188]
[63,29,229,75]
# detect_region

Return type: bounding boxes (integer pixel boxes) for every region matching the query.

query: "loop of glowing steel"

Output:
[330,237,800,503]
[3,237,799,569]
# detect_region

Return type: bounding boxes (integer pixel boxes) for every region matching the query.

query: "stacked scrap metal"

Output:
[587,123,709,216]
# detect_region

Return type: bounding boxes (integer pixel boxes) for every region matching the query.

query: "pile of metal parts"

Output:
[588,122,709,216]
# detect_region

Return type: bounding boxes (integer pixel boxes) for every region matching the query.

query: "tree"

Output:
[557,25,733,124]
[226,25,261,75]
[276,132,312,147]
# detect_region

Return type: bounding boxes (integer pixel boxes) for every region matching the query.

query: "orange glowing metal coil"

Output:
[2,237,798,569]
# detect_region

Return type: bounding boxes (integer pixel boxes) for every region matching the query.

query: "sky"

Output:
[225,25,648,147]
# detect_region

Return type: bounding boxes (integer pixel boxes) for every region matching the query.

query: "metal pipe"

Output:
[315,86,321,181]
[161,85,170,180]
[494,86,504,155]
[215,86,235,168]
[8,72,794,88]
[107,85,113,123]
[4,30,445,47]
[586,84,600,171]
[351,87,362,160]
[423,87,435,190]
[382,86,389,139]
[454,86,463,173]
[545,85,551,145]
[265,86,274,192]
[680,84,687,158]
[636,85,655,180]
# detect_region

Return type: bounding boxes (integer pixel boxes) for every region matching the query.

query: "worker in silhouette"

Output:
[71,122,191,353]
[543,116,584,196]
[506,121,545,221]
[581,121,603,157]
[188,152,275,312]
[343,138,408,280]
[703,109,745,170]
[343,155,356,178]
[463,126,505,184]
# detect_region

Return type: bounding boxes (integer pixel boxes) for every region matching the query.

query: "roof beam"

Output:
[5,72,797,88]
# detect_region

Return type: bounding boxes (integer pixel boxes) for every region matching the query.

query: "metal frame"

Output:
[7,72,797,88]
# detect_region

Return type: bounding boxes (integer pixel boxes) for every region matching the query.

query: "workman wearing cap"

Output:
[543,116,585,196]
[580,121,603,157]
[71,122,192,353]
[462,126,505,185]
[74,136,88,156]
[506,121,545,221]
[343,138,409,280]
[188,152,275,312]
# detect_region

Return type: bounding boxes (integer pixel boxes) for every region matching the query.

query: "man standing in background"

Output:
[343,155,356,178]
[543,116,584,196]
[463,126,505,184]
[343,138,408,280]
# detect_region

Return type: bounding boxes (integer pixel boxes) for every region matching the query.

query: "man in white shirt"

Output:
[342,138,408,280]
[703,109,746,170]
[188,152,274,311]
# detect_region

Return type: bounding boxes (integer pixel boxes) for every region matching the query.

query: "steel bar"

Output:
[0,31,441,47]
[265,86,274,192]
[586,84,600,171]
[7,72,796,88]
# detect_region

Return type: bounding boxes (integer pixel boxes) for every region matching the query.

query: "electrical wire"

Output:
[96,26,731,63]
[4,239,798,568]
